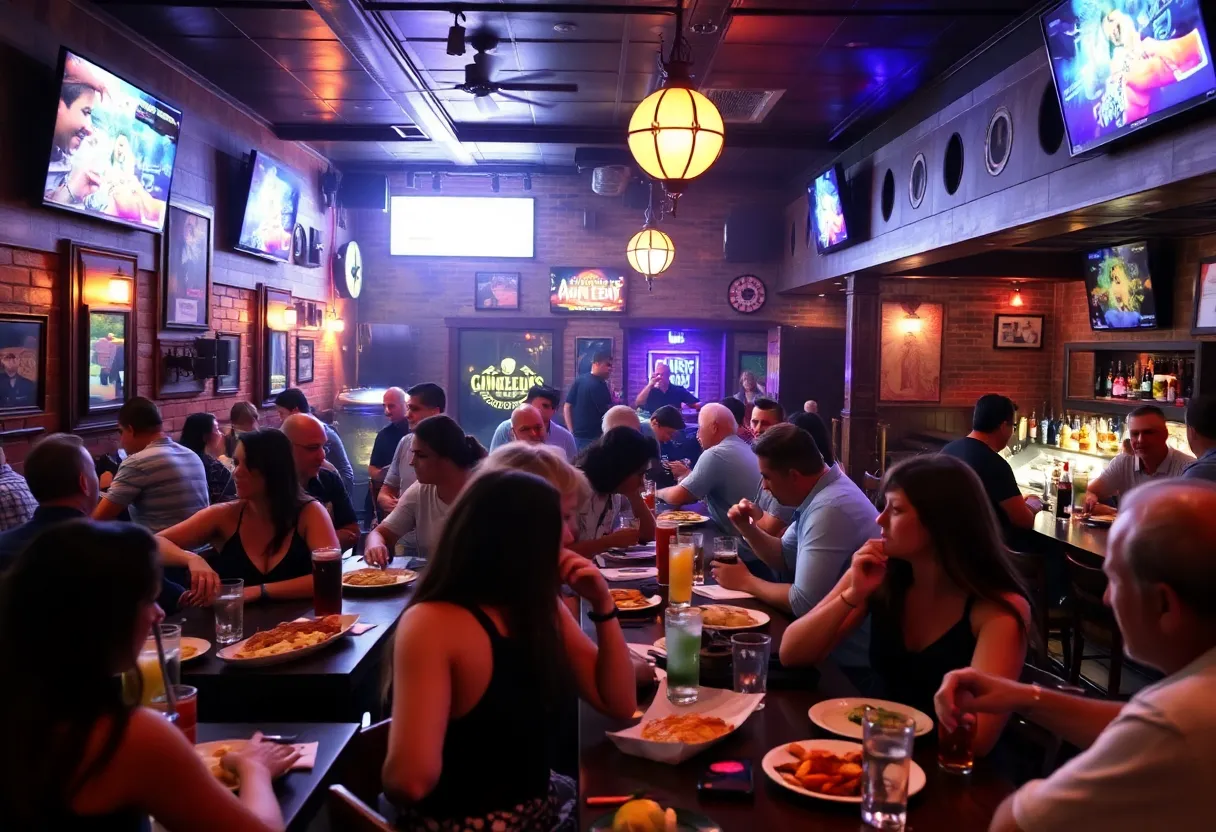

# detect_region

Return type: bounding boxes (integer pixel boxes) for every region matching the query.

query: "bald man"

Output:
[935,480,1216,832]
[635,360,701,413]
[369,387,410,518]
[602,404,642,434]
[657,402,762,537]
[489,386,578,460]
[508,404,546,443]
[283,414,359,550]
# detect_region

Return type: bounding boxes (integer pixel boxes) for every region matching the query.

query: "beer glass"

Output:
[311,547,343,616]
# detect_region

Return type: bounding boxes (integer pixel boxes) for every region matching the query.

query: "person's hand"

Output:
[560,549,613,616]
[843,539,887,603]
[726,498,763,535]
[66,165,102,201]
[935,668,1031,733]
[1025,495,1044,513]
[668,460,690,480]
[712,557,751,592]
[363,538,390,569]
[1082,492,1099,513]
[650,372,662,386]
[185,555,220,605]
[377,491,398,515]
[222,732,301,782]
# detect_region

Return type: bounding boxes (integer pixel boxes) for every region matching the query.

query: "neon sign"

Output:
[648,350,700,399]
[549,267,627,313]
[469,357,545,410]
[667,331,685,344]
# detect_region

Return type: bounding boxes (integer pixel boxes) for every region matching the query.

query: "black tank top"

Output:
[411,605,551,820]
[870,595,978,716]
[211,503,313,585]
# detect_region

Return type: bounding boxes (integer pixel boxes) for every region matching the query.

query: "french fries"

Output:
[774,744,865,797]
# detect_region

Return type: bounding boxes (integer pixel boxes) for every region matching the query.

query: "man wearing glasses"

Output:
[282,414,359,551]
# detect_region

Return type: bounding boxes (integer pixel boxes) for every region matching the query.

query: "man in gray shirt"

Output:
[1084,405,1194,511]
[94,397,209,532]
[377,382,446,515]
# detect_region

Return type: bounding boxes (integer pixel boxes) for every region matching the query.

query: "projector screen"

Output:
[390,196,535,258]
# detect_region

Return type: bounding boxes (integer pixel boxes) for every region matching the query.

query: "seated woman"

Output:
[569,426,657,557]
[382,469,636,830]
[364,415,486,568]
[157,429,339,604]
[180,412,236,505]
[0,519,299,831]
[779,454,1030,757]
[221,401,260,467]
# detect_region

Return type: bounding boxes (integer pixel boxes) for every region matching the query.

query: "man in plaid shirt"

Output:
[0,446,36,531]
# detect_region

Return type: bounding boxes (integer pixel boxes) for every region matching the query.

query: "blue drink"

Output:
[665,606,702,705]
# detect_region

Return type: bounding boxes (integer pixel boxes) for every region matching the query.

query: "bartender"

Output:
[634,361,701,413]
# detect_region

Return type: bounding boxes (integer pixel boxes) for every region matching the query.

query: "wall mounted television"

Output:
[390,196,535,258]
[1041,0,1216,156]
[809,164,850,254]
[235,150,303,263]
[42,48,182,233]
[549,268,626,314]
[1084,241,1164,330]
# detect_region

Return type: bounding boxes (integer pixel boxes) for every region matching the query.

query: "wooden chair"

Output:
[329,784,394,832]
[862,472,882,501]
[1005,664,1082,777]
[1065,553,1123,696]
[1007,548,1071,672]
[338,718,391,806]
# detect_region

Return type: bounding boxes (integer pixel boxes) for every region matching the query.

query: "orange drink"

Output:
[669,542,694,606]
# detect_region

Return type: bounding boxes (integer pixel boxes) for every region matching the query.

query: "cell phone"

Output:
[697,760,753,799]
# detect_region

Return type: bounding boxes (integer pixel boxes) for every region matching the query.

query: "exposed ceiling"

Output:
[88,0,1043,176]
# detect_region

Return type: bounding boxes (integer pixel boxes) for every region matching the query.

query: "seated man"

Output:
[1085,405,1194,511]
[646,405,698,489]
[1184,395,1216,481]
[378,382,445,516]
[489,385,577,460]
[369,387,410,519]
[275,388,355,501]
[937,479,1216,832]
[602,404,642,434]
[750,397,784,438]
[283,413,360,551]
[0,445,36,532]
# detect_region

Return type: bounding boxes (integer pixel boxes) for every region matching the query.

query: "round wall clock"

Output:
[292,224,307,262]
[728,274,767,313]
[334,241,363,299]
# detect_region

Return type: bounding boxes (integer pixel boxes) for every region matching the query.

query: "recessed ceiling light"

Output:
[553,22,577,33]
[691,21,719,35]
[350,103,376,112]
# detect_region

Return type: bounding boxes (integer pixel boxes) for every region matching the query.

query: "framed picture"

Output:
[1193,258,1216,335]
[0,313,47,416]
[86,310,131,409]
[162,198,212,329]
[475,272,520,310]
[575,336,613,376]
[155,336,207,398]
[296,337,315,383]
[879,301,943,404]
[994,314,1045,349]
[256,284,292,405]
[215,332,241,394]
[266,332,289,400]
[738,351,767,393]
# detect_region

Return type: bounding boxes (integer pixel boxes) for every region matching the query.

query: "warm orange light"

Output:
[1009,286,1024,307]
[626,225,675,277]
[627,85,724,188]
[326,314,346,334]
[899,315,923,335]
[282,307,298,328]
[107,278,131,304]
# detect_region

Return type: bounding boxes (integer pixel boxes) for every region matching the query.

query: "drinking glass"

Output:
[1071,469,1090,514]
[861,707,915,831]
[937,717,976,775]
[312,547,343,616]
[731,633,771,694]
[214,579,245,645]
[655,520,677,585]
[688,532,706,585]
[642,479,656,512]
[668,535,694,606]
[713,536,739,566]
[665,606,702,705]
[151,685,198,744]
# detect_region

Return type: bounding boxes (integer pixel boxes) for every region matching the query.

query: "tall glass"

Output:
[655,520,677,585]
[642,479,656,512]
[1071,469,1090,514]
[214,579,245,645]
[668,535,694,606]
[937,717,976,775]
[688,532,706,585]
[312,547,343,616]
[151,685,198,744]
[128,624,180,706]
[664,606,702,705]
[731,633,771,694]
[861,707,915,831]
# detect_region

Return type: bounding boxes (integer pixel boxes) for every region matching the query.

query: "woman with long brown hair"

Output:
[780,454,1030,756]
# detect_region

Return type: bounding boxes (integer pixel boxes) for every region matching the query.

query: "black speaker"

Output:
[338,172,389,211]
[724,206,783,263]
[191,337,218,378]
[307,228,323,266]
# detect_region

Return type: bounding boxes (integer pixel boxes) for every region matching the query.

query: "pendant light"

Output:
[626,3,724,211]
[626,183,675,289]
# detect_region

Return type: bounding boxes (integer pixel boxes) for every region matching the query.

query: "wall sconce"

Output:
[282,307,298,328]
[899,301,923,334]
[326,309,346,334]
[107,278,132,305]
[1009,282,1024,307]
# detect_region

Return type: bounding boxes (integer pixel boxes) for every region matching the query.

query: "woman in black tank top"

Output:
[780,455,1032,758]
[382,469,638,831]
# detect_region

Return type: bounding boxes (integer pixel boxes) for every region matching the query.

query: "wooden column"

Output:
[841,274,881,486]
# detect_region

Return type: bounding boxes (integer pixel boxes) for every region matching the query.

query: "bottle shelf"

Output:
[1064,397,1186,422]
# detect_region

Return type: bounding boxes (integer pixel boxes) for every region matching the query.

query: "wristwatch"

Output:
[588,606,619,623]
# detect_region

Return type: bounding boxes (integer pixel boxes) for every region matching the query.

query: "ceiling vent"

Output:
[591,165,632,196]
[702,89,785,123]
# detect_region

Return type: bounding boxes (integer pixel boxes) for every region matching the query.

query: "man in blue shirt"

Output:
[274,388,355,501]
[564,352,614,450]
[1184,395,1216,482]
[489,385,578,460]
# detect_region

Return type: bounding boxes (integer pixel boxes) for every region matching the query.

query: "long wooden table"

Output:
[1032,511,1109,559]
[578,577,1018,830]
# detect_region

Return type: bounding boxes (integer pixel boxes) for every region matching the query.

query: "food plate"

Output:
[342,567,417,592]
[589,808,721,831]
[612,589,662,612]
[808,698,934,739]
[216,613,359,668]
[607,680,764,764]
[762,739,926,804]
[700,604,770,631]
[1082,515,1115,528]
[657,511,711,526]
[179,637,211,663]
[195,740,247,790]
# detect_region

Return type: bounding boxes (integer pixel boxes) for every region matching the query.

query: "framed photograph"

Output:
[155,336,207,398]
[1193,258,1216,335]
[475,272,520,310]
[575,336,613,376]
[879,301,943,404]
[215,332,241,394]
[256,284,292,406]
[0,313,48,416]
[265,331,289,400]
[296,337,315,383]
[87,310,130,409]
[994,314,1045,349]
[162,198,212,329]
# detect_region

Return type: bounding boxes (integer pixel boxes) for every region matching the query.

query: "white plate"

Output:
[700,605,771,631]
[808,698,934,740]
[179,637,211,663]
[195,740,247,790]
[342,567,417,592]
[216,613,360,667]
[614,593,662,612]
[657,512,711,526]
[762,739,926,804]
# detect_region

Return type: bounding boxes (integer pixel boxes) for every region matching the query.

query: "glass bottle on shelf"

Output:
[1104,364,1114,398]
[1141,356,1154,400]
[1028,408,1037,444]
[1049,410,1060,446]
[1113,360,1126,398]
[1183,359,1194,401]
[1094,363,1104,399]
[1124,361,1135,399]
[1040,407,1050,446]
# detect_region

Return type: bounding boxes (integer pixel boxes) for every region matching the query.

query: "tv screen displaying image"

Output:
[43,49,182,232]
[549,268,626,314]
[390,196,535,258]
[236,150,302,262]
[1041,0,1216,156]
[809,165,849,254]
[1084,241,1158,330]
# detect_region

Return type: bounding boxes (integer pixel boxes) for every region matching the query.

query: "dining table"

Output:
[1032,511,1109,559]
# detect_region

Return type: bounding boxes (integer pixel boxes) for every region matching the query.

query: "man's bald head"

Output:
[383,386,407,423]
[696,402,737,450]
[510,404,546,444]
[602,405,641,434]
[281,413,327,479]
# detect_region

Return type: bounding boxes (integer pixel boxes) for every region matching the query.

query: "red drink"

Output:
[937,718,976,774]
[311,547,343,616]
[152,685,198,744]
[655,521,677,585]
[643,492,656,511]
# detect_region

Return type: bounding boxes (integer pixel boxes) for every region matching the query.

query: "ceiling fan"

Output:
[442,27,578,115]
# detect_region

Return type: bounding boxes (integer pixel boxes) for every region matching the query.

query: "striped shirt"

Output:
[0,464,36,531]
[107,437,209,532]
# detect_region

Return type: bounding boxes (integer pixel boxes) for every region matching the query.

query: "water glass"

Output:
[688,532,706,585]
[731,633,771,695]
[214,579,245,645]
[151,685,198,744]
[861,707,916,831]
[312,547,343,616]
[664,606,702,705]
[713,536,738,566]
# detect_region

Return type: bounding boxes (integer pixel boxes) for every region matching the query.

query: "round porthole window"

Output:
[909,152,927,209]
[943,132,964,195]
[985,107,1013,176]
[1038,83,1065,156]
[881,168,895,222]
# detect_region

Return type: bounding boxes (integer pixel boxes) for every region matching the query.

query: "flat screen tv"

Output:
[42,49,182,233]
[1041,0,1216,156]
[235,150,303,262]
[809,165,850,254]
[549,268,626,314]
[390,196,535,258]
[1084,241,1159,330]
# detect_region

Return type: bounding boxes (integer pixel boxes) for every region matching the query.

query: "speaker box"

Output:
[307,228,323,266]
[338,172,389,211]
[724,206,783,263]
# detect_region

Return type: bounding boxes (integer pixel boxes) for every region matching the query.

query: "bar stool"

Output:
[338,718,391,807]
[1065,553,1123,696]
[1005,663,1082,777]
[1007,548,1071,672]
[329,785,393,832]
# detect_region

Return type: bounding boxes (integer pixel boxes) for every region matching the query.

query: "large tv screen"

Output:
[390,196,535,258]
[549,268,626,314]
[236,150,303,263]
[809,165,849,254]
[43,49,182,232]
[1084,241,1158,330]
[1041,0,1216,156]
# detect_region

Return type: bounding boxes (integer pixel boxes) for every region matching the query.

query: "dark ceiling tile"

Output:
[825,16,953,49]
[292,70,392,101]
[322,99,410,122]
[248,96,336,123]
[216,9,336,40]
[724,16,845,46]
[808,48,925,79]
[207,68,315,99]
[504,13,628,41]
[161,37,283,72]
[710,44,810,75]
[385,9,509,41]
[109,7,242,38]
[530,101,620,125]
[253,39,359,72]
[510,41,621,72]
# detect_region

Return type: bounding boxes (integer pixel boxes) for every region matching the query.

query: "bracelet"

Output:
[588,606,619,623]
[259,583,268,602]
[839,592,858,609]
[1030,683,1042,706]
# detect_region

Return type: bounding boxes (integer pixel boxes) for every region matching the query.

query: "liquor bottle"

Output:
[1183,359,1194,400]
[1104,364,1114,398]
[1113,360,1126,398]
[1028,408,1038,444]
[1072,412,1080,431]
[1125,362,1135,398]
[1040,407,1049,446]
[1056,462,1072,518]
[1048,410,1059,446]
[1141,356,1153,399]
[1094,364,1104,399]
